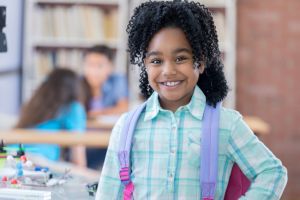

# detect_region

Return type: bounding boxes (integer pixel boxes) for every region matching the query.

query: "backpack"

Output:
[118,102,250,200]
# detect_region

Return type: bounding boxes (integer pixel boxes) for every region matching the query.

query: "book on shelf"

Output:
[34,5,108,41]
[34,50,84,78]
[104,8,119,40]
[34,51,53,79]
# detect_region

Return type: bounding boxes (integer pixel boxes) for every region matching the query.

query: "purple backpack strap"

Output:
[200,102,221,200]
[118,102,147,200]
[117,101,221,200]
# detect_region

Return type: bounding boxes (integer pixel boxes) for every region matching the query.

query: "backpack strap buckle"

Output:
[119,167,130,184]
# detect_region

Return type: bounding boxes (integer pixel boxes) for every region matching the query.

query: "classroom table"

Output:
[87,119,114,130]
[0,129,111,147]
[87,115,270,136]
[86,115,119,130]
[0,154,99,199]
[0,115,270,147]
[244,116,270,136]
[0,115,269,199]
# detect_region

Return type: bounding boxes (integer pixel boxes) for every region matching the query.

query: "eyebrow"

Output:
[145,51,162,58]
[146,48,192,58]
[172,48,193,55]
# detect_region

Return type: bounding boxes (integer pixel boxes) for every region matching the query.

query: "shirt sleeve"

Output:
[113,74,129,101]
[227,113,288,199]
[63,102,86,132]
[95,113,127,200]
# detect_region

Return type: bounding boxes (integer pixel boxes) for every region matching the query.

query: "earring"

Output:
[193,61,199,69]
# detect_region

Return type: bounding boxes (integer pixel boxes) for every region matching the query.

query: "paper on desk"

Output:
[0,188,51,200]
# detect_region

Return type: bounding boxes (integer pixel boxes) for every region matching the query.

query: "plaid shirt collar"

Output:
[144,85,206,121]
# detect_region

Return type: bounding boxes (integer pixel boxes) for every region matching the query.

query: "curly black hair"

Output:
[127,0,228,106]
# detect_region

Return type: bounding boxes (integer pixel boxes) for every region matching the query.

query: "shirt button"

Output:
[171,149,175,154]
[169,173,173,178]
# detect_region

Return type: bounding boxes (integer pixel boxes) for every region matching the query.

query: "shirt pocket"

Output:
[187,131,201,168]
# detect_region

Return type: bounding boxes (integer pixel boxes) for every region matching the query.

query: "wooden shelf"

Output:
[22,0,128,101]
[198,0,227,8]
[33,0,119,6]
[0,129,111,147]
[33,38,119,49]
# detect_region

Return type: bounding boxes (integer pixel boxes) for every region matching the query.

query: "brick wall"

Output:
[236,0,300,199]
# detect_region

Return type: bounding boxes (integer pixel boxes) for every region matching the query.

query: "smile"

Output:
[161,81,181,87]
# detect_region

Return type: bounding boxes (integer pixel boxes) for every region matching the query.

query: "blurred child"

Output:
[82,45,129,170]
[96,1,287,199]
[83,45,129,117]
[16,68,86,167]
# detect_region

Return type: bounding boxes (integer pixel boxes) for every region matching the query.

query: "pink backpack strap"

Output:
[118,102,147,200]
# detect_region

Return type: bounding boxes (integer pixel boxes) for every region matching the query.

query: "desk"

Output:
[0,155,99,199]
[87,115,119,130]
[87,119,114,130]
[0,116,270,148]
[244,116,270,136]
[0,129,111,147]
[87,115,270,136]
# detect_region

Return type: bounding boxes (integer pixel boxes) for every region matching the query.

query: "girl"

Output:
[96,1,287,199]
[16,68,86,167]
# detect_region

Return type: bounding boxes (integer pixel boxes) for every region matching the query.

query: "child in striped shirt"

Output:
[96,1,287,199]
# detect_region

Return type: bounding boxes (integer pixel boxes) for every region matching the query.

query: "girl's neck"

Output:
[159,97,192,113]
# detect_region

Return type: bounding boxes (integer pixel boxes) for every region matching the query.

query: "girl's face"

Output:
[144,27,204,112]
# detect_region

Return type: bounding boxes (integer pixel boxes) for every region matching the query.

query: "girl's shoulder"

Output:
[219,106,243,130]
[58,101,85,118]
[111,103,147,133]
[68,101,84,110]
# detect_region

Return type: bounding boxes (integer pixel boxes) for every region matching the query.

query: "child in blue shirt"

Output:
[96,1,287,199]
[82,45,129,117]
[15,68,86,167]
[82,45,129,169]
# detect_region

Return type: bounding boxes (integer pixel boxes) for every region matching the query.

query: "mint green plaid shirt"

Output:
[96,86,287,200]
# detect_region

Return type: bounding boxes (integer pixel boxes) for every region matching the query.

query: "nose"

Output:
[162,61,176,76]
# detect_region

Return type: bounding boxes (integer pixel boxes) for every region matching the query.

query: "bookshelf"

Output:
[128,0,237,109]
[23,0,236,108]
[22,0,128,101]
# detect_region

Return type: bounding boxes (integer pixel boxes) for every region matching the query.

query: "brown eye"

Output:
[175,56,187,63]
[150,59,162,65]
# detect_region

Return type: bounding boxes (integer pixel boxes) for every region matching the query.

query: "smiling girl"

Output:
[96,1,287,199]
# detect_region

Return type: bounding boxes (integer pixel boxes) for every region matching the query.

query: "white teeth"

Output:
[163,81,180,86]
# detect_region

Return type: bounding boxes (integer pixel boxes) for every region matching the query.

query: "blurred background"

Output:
[0,0,299,199]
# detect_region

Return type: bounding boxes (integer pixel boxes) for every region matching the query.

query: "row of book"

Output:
[33,50,84,82]
[33,5,119,40]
